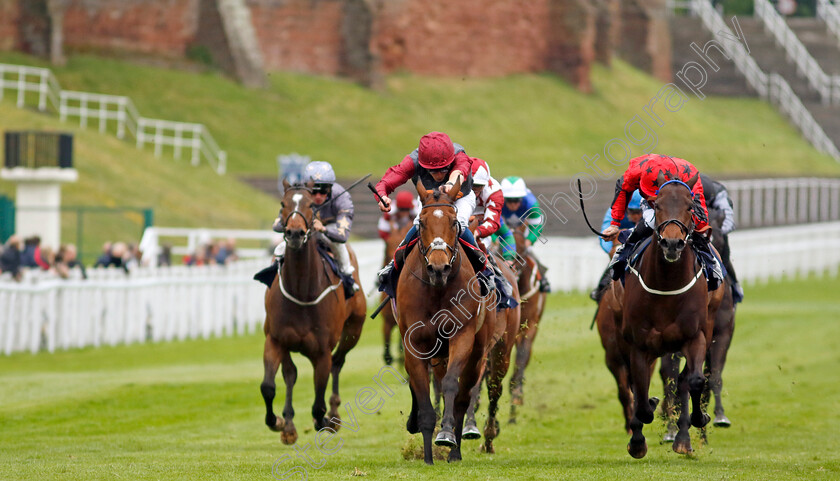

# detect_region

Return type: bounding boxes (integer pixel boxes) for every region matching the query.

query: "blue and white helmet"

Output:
[628,190,643,210]
[304,161,336,185]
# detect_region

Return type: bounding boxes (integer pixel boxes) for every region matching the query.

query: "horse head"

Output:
[415,178,462,287]
[280,178,316,250]
[651,170,698,263]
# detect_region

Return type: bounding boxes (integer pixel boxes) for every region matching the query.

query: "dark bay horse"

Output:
[622,172,724,458]
[508,227,547,424]
[660,206,737,442]
[382,222,412,366]
[260,179,367,444]
[398,179,493,464]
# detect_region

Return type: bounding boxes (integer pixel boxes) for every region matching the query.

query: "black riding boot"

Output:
[608,221,653,281]
[720,235,743,303]
[691,231,724,292]
[589,266,612,302]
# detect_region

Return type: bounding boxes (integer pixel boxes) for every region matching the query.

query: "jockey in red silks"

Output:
[373,131,491,290]
[602,154,724,290]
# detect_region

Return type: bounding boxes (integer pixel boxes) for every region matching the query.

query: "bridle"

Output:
[415,202,461,281]
[282,184,315,245]
[652,180,695,244]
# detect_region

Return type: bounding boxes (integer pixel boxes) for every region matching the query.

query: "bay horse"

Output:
[508,226,547,424]
[398,178,493,464]
[622,171,724,458]
[660,205,736,442]
[382,222,412,366]
[462,216,522,453]
[260,179,367,444]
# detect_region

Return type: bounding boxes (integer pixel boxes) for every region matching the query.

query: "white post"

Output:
[38,70,47,111]
[1,168,79,250]
[117,98,126,140]
[17,68,25,108]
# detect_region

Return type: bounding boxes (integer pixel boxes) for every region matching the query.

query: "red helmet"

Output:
[418,132,456,169]
[395,191,415,210]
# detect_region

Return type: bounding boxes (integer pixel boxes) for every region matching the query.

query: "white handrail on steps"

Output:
[690,0,840,161]
[755,0,840,105]
[817,0,840,47]
[0,62,227,174]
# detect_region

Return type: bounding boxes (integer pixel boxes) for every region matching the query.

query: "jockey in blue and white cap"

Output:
[272,161,358,291]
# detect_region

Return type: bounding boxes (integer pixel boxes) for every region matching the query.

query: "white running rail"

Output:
[690,0,840,160]
[755,0,840,105]
[3,223,839,354]
[0,63,227,174]
[817,0,840,47]
[725,177,840,228]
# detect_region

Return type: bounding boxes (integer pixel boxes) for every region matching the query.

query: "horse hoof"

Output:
[511,397,524,406]
[281,430,298,445]
[714,415,731,428]
[434,430,458,447]
[662,431,676,443]
[649,397,660,410]
[462,424,481,440]
[482,442,495,454]
[673,441,693,455]
[508,417,517,425]
[268,416,285,432]
[627,440,648,459]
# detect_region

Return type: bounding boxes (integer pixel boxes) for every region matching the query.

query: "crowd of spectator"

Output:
[0,235,240,282]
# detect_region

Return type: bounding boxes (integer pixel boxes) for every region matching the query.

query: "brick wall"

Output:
[0,0,20,51]
[62,0,199,56]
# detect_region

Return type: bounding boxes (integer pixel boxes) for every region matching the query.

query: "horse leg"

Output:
[483,342,509,454]
[310,351,332,431]
[710,325,734,428]
[659,353,681,442]
[260,336,285,433]
[432,368,443,422]
[672,361,694,454]
[279,348,298,445]
[684,333,711,430]
[627,349,657,459]
[462,371,483,440]
[604,348,634,435]
[383,308,394,366]
[405,355,436,465]
[328,310,365,429]
[509,321,536,423]
[436,333,474,448]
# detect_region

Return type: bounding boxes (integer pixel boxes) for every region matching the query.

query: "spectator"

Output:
[55,244,87,279]
[216,238,238,265]
[94,242,113,268]
[21,236,40,268]
[157,243,172,267]
[0,235,23,281]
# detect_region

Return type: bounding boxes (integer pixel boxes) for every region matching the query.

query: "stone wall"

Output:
[618,0,672,83]
[0,0,20,51]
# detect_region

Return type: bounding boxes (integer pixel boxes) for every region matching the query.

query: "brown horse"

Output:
[508,226,547,424]
[382,222,413,366]
[260,179,367,444]
[461,215,522,453]
[622,171,724,458]
[660,206,736,442]
[398,178,493,464]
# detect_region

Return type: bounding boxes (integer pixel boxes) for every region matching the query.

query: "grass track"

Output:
[1,277,839,480]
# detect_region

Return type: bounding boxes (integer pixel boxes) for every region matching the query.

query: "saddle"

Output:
[253,240,355,300]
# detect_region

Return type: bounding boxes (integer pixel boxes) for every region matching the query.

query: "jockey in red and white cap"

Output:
[469,158,515,260]
[602,154,723,289]
[377,191,419,240]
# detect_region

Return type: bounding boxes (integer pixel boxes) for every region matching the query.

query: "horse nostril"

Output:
[442,265,452,277]
[426,265,435,277]
[659,239,669,250]
[677,239,686,250]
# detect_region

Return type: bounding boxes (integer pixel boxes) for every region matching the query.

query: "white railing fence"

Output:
[725,177,840,228]
[0,63,227,174]
[754,0,840,105]
[0,259,267,355]
[690,0,840,161]
[817,0,840,46]
[2,223,838,355]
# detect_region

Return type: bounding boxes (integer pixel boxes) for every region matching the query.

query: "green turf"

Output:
[1,51,838,178]
[1,277,838,480]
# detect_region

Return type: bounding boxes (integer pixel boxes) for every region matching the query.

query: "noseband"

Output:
[653,180,695,243]
[282,185,315,245]
[417,203,460,270]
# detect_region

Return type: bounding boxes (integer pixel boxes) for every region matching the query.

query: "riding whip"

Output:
[370,295,390,319]
[312,173,372,215]
[367,182,387,208]
[577,179,611,239]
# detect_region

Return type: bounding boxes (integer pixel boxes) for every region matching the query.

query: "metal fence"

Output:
[0,63,227,174]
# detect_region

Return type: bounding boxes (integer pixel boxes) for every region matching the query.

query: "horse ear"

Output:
[449,177,462,200]
[686,172,699,189]
[656,170,666,187]
[282,178,291,191]
[305,180,315,190]
[416,179,428,201]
